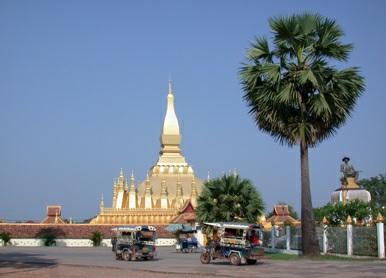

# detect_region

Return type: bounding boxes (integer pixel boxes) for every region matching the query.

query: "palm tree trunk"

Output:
[300,140,320,256]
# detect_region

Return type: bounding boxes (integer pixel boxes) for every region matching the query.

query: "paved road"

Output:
[0,247,385,277]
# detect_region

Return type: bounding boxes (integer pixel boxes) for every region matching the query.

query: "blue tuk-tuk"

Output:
[166,224,199,253]
[200,222,264,265]
[112,225,157,261]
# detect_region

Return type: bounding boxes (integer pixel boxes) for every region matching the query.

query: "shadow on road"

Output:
[0,251,57,271]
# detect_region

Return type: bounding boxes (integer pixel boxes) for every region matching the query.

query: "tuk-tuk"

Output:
[175,229,198,253]
[112,225,157,261]
[166,224,199,253]
[200,222,264,265]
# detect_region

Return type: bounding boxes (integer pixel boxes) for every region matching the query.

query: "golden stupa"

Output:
[91,82,203,225]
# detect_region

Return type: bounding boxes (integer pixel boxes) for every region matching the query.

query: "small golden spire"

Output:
[120,168,124,177]
[322,216,328,225]
[376,213,384,223]
[129,170,135,192]
[145,172,151,195]
[346,215,353,225]
[100,193,104,208]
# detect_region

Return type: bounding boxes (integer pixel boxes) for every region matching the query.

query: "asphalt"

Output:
[0,247,385,277]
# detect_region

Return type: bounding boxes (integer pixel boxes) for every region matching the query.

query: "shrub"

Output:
[36,228,64,246]
[90,231,103,246]
[42,233,57,246]
[0,232,11,246]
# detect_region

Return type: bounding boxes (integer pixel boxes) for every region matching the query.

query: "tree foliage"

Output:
[240,12,364,256]
[196,174,264,224]
[314,200,385,226]
[90,231,103,247]
[0,232,11,246]
[359,174,386,208]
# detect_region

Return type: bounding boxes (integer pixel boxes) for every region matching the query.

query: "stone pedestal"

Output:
[330,177,371,204]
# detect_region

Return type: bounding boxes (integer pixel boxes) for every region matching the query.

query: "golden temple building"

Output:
[91,82,203,225]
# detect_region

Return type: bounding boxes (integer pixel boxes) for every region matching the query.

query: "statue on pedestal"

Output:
[331,157,371,204]
[340,157,359,185]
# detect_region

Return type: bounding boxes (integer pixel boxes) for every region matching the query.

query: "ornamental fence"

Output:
[261,220,385,258]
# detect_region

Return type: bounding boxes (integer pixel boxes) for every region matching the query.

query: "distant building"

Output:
[41,205,66,224]
[264,205,300,228]
[91,82,203,225]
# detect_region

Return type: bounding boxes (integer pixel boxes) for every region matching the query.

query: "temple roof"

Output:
[266,205,299,225]
[41,205,66,224]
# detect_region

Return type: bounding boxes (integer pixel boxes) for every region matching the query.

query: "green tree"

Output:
[0,232,11,246]
[359,174,386,208]
[90,231,103,247]
[240,13,365,256]
[314,200,385,226]
[196,174,264,224]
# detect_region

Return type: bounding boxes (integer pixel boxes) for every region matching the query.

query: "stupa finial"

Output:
[168,79,173,95]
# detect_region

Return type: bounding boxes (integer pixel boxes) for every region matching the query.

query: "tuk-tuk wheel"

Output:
[247,259,257,265]
[200,252,211,264]
[122,250,131,261]
[229,253,241,266]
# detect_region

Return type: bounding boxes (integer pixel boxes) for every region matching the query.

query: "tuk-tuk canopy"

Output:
[204,222,262,230]
[111,225,156,233]
[166,224,196,233]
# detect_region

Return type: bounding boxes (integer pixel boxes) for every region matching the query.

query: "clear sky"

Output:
[1,0,385,221]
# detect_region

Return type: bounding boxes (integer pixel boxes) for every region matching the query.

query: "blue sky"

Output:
[1,0,385,221]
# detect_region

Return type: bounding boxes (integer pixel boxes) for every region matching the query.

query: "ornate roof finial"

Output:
[168,79,173,95]
[119,168,124,177]
[131,169,134,180]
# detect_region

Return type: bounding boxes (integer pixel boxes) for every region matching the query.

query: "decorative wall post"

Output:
[376,213,385,259]
[285,225,291,250]
[322,216,328,254]
[346,215,353,256]
[271,225,276,250]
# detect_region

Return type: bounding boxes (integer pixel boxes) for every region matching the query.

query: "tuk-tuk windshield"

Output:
[137,231,155,241]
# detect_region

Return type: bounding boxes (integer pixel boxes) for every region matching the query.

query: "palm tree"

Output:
[196,174,264,224]
[240,13,365,256]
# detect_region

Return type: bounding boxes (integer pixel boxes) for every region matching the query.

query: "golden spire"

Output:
[130,170,136,192]
[145,172,151,195]
[162,81,180,136]
[159,81,183,156]
[100,194,104,208]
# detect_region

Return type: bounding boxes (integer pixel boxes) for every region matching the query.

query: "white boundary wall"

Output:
[2,238,176,247]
